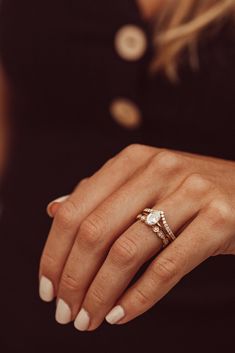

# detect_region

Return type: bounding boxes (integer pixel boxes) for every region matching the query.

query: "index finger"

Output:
[39,144,156,301]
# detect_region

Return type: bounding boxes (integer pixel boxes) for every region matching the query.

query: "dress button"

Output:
[110,98,142,129]
[114,25,147,61]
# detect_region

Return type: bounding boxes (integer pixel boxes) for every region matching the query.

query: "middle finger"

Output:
[76,174,213,331]
[56,153,186,324]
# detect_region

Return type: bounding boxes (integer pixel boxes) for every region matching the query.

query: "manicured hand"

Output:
[39,144,235,331]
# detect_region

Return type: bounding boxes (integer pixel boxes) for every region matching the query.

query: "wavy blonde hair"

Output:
[152,0,235,80]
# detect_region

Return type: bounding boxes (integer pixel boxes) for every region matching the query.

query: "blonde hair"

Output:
[152,0,235,80]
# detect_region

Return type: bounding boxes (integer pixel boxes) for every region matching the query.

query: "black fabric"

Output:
[0,1,235,352]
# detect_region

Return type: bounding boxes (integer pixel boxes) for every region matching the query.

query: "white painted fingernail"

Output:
[55,299,72,324]
[74,308,90,331]
[52,195,69,204]
[39,276,54,302]
[105,305,125,324]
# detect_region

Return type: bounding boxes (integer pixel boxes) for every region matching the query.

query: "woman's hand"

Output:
[39,144,235,331]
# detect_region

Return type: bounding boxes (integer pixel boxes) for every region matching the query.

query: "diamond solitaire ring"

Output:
[136,208,176,248]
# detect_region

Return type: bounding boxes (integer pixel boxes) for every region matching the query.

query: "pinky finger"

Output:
[105,206,226,325]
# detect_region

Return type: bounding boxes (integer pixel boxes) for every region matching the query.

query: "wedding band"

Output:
[136,208,175,248]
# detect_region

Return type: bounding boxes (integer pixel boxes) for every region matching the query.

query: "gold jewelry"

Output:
[136,208,175,248]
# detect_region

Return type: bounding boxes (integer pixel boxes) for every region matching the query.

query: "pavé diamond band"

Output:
[136,208,176,248]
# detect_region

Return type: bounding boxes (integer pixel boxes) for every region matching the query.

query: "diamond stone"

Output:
[146,211,161,226]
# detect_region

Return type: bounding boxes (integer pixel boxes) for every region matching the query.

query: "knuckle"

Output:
[123,143,144,156]
[206,198,233,228]
[40,252,57,274]
[120,144,152,164]
[104,156,116,167]
[110,236,139,266]
[56,200,77,229]
[89,286,106,306]
[79,214,104,248]
[183,173,212,195]
[134,287,151,306]
[60,272,80,293]
[78,177,89,187]
[151,256,179,282]
[119,144,143,165]
[149,150,183,173]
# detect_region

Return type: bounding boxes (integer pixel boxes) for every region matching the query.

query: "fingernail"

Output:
[55,299,72,324]
[74,308,90,331]
[47,195,69,217]
[105,305,125,324]
[39,276,54,302]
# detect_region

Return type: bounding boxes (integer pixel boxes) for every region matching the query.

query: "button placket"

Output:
[114,24,147,61]
[110,24,148,129]
[110,98,142,129]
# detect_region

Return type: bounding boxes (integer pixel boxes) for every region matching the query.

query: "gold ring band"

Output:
[136,208,175,248]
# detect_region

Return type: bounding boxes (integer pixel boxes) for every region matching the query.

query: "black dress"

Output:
[0,1,235,352]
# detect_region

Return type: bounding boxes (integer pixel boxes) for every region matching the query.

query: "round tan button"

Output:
[115,25,147,61]
[110,98,142,129]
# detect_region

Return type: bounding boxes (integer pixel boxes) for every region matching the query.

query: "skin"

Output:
[137,0,164,19]
[40,145,235,330]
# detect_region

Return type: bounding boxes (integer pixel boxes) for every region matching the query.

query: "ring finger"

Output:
[75,174,213,330]
[55,153,187,324]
